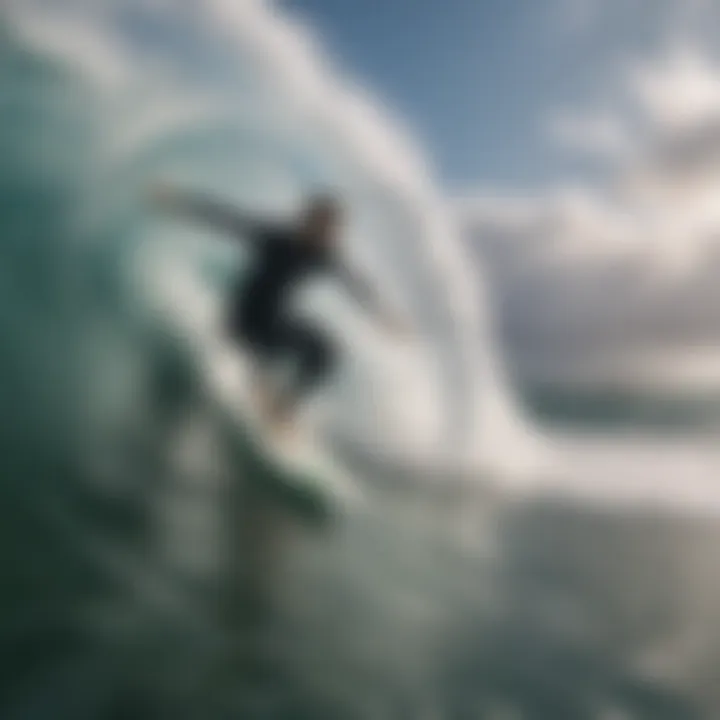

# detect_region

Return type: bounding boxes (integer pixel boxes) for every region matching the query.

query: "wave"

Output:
[0,2,572,717]
[1,0,537,468]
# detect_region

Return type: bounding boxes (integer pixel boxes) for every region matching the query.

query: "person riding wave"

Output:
[150,185,405,436]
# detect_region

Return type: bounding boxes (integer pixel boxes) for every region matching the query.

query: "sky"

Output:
[281,0,703,190]
[285,0,720,393]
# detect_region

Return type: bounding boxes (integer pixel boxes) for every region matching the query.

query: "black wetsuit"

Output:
[229,225,339,399]
[172,193,376,407]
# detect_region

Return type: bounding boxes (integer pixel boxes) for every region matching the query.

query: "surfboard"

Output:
[214,391,362,528]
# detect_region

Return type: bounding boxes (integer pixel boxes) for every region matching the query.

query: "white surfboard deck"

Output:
[214,388,363,519]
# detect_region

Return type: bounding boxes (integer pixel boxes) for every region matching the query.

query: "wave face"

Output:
[0,1,557,717]
[0,0,532,464]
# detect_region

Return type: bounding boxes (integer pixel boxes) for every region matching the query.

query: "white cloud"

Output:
[630,48,720,132]
[461,40,720,392]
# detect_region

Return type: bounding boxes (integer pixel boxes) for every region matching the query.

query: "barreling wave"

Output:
[2,0,539,466]
[0,2,547,717]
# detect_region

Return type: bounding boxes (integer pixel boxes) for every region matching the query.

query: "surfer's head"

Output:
[299,193,342,249]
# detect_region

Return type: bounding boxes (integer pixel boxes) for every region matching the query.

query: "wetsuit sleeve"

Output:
[159,189,271,244]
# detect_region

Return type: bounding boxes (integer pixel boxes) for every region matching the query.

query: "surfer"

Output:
[150,185,403,435]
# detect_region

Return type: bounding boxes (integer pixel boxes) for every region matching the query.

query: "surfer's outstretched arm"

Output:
[150,185,267,241]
